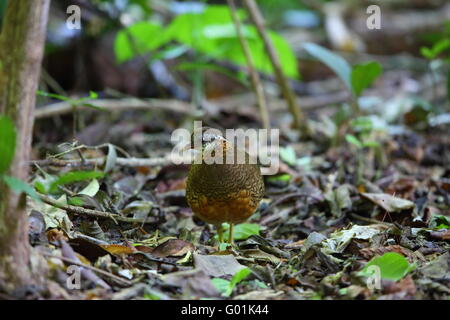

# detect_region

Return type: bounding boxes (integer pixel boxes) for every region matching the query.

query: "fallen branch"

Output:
[32,156,173,168]
[39,193,156,224]
[44,252,132,287]
[34,98,200,119]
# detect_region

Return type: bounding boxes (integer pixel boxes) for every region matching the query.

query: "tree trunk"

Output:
[0,0,50,293]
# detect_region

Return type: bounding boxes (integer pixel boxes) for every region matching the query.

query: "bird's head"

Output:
[190,126,225,152]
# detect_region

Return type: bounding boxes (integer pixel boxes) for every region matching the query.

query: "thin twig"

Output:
[44,253,132,286]
[38,193,155,224]
[243,0,310,136]
[34,98,201,119]
[227,0,270,130]
[73,232,109,246]
[349,213,393,227]
[32,156,173,168]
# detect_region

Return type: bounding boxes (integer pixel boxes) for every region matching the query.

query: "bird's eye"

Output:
[202,133,215,143]
[202,128,223,143]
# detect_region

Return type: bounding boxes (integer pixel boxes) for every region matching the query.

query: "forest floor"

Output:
[22,74,450,300]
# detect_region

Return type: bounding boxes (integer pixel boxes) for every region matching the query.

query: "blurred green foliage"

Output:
[359,252,416,281]
[303,43,382,98]
[212,267,252,297]
[0,115,40,201]
[114,5,299,78]
[0,115,16,175]
[0,0,7,28]
[421,22,450,101]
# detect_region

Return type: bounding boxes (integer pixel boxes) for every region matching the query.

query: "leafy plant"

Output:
[217,223,260,242]
[114,22,167,63]
[37,90,105,111]
[421,38,450,60]
[359,252,416,281]
[114,5,299,79]
[47,171,105,194]
[345,134,380,150]
[351,62,382,97]
[211,267,252,297]
[421,34,450,102]
[303,43,382,111]
[303,43,352,89]
[345,116,384,184]
[429,215,450,229]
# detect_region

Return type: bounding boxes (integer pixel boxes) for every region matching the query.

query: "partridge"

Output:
[185,127,264,243]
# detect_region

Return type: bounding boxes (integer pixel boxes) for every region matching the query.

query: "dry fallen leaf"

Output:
[193,253,246,277]
[361,192,415,212]
[151,239,195,258]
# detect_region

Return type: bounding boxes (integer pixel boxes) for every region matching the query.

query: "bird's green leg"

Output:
[228,223,234,244]
[216,224,224,243]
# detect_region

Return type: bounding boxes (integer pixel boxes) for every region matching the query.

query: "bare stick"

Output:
[227,0,270,130]
[38,193,156,224]
[243,0,310,136]
[34,98,200,119]
[44,253,132,287]
[32,156,173,168]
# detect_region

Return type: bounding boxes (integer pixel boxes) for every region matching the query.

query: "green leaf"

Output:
[220,223,260,241]
[33,172,57,195]
[167,5,298,78]
[420,47,434,60]
[143,293,163,300]
[350,61,382,97]
[68,196,84,206]
[267,173,291,183]
[113,5,298,78]
[34,181,46,194]
[229,267,251,289]
[49,171,104,193]
[211,278,231,296]
[360,252,415,281]
[303,42,351,89]
[212,267,252,297]
[362,140,381,148]
[88,91,98,99]
[350,116,374,133]
[37,90,105,111]
[254,279,268,289]
[0,115,16,175]
[345,134,363,149]
[429,215,450,229]
[36,90,71,101]
[420,38,450,60]
[114,21,168,63]
[3,175,40,201]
